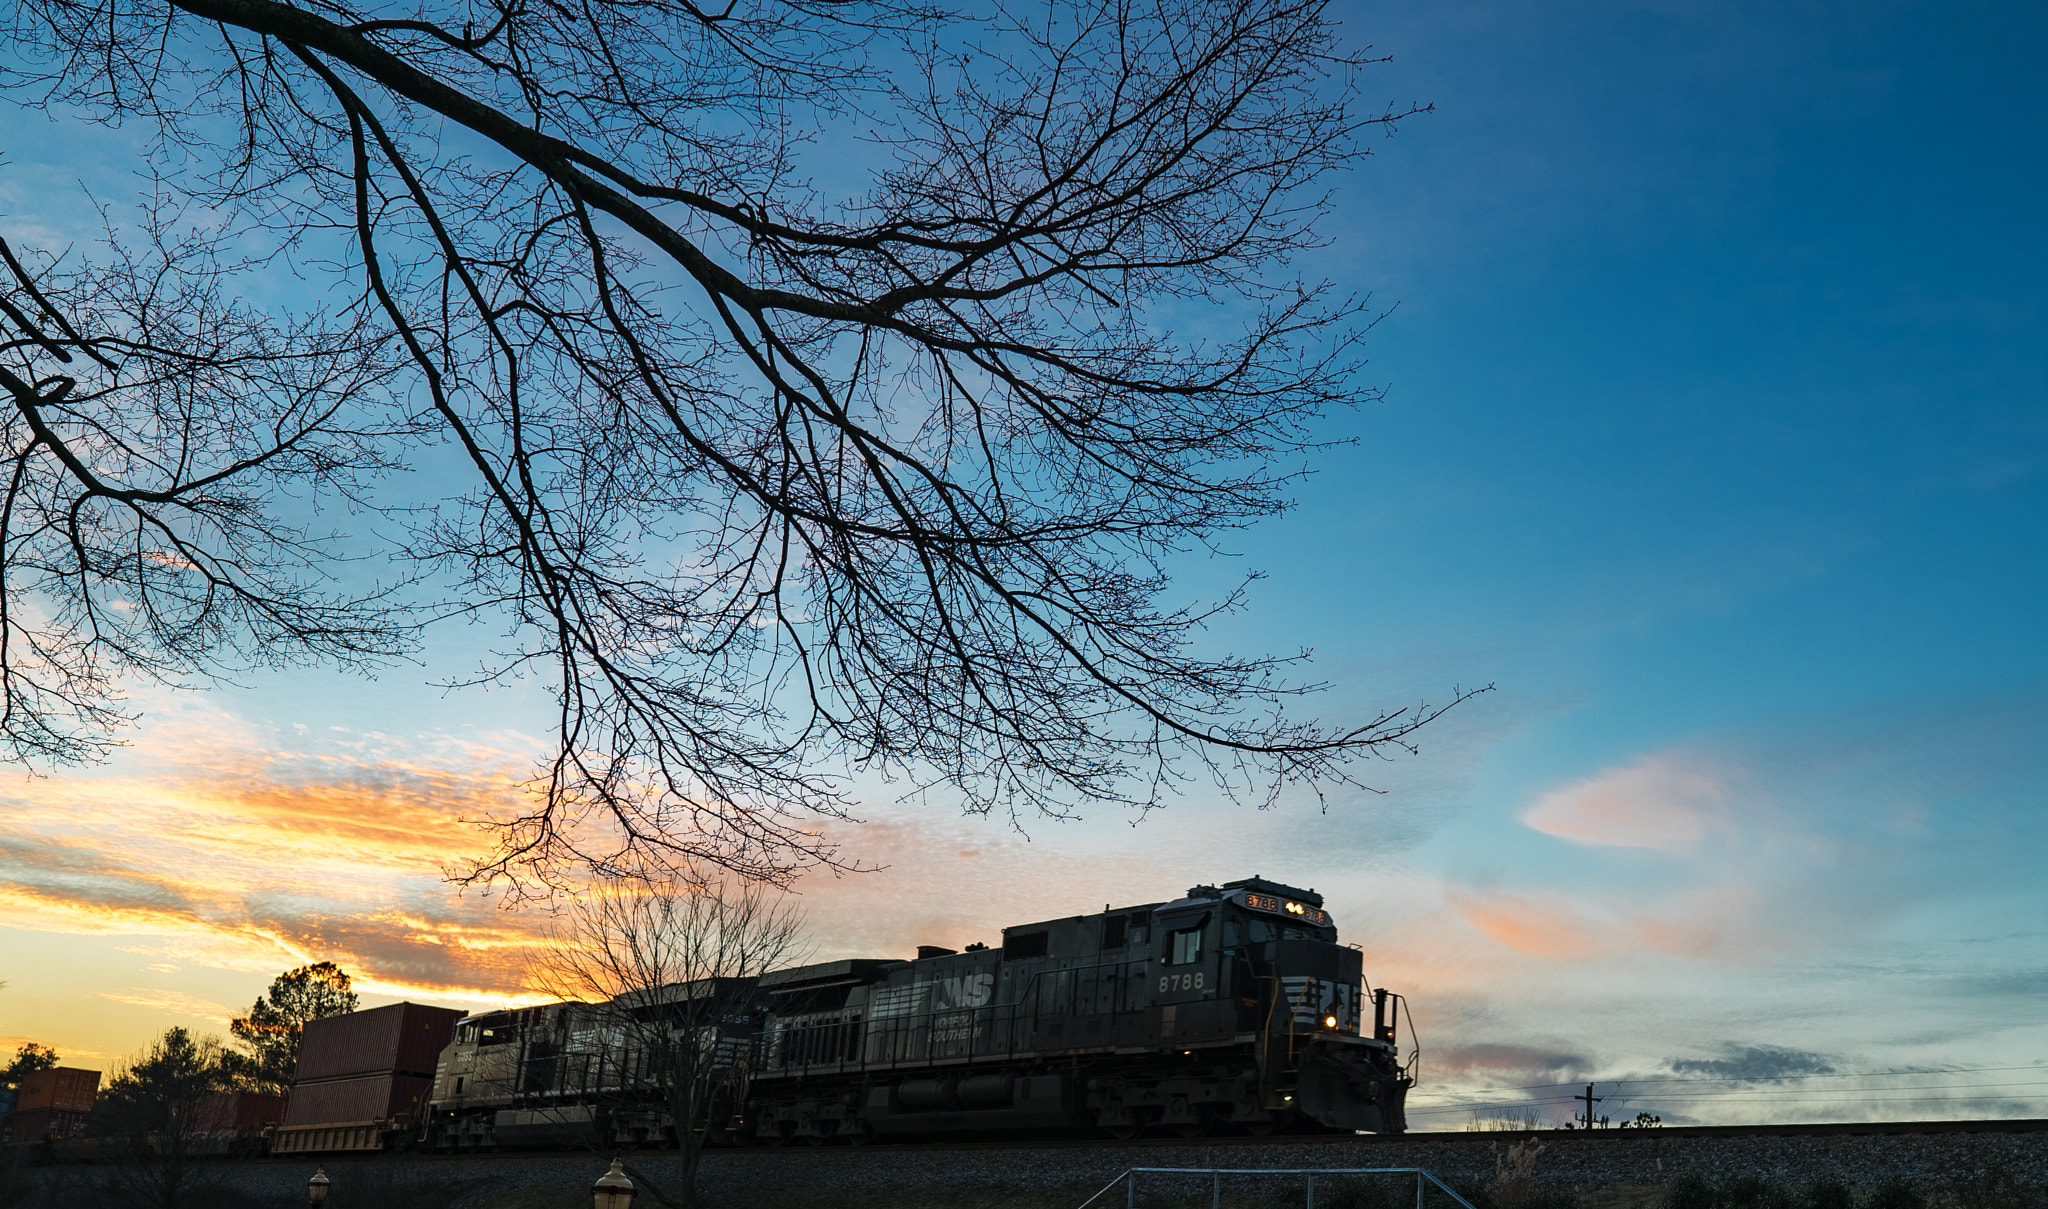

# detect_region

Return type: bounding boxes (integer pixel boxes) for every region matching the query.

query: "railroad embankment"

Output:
[6,1122,2047,1209]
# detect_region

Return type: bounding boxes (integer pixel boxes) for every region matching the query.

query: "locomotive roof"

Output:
[759,958,900,988]
[992,876,1328,935]
[1221,876,1323,907]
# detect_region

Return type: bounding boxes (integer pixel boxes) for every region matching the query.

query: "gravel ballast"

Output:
[13,1124,2047,1208]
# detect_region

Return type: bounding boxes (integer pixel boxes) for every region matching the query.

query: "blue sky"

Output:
[1,0,2043,1126]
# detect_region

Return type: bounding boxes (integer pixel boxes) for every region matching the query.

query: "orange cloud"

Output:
[97,989,235,1025]
[1447,878,1783,965]
[1450,888,1616,959]
[0,701,560,1007]
[1520,755,1733,853]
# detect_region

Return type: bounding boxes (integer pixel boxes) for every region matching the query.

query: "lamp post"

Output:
[592,1158,636,1209]
[307,1167,331,1208]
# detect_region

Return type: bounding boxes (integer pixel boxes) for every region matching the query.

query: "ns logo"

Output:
[932,972,995,1010]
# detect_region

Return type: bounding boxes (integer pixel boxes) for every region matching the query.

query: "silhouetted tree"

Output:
[4,0,1474,887]
[532,879,807,1209]
[227,961,361,1094]
[93,1027,235,1208]
[2,1041,59,1088]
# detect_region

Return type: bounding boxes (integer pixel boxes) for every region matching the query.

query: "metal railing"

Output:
[1076,1167,1478,1209]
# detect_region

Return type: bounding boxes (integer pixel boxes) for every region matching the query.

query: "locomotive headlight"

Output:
[1284,901,1306,916]
[1324,1015,1338,1029]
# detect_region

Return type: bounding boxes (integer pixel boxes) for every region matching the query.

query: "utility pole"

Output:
[1576,1084,1603,1129]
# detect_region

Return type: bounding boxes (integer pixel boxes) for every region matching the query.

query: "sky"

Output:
[2,0,2045,1128]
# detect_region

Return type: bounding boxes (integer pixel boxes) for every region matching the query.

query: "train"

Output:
[415,876,1418,1148]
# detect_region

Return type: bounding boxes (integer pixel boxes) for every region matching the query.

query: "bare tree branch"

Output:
[3,0,1476,889]
[530,878,808,1209]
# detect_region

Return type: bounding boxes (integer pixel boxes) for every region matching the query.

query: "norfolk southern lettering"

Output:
[416,877,1415,1149]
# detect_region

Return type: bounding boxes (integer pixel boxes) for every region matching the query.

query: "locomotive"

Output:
[421,876,1416,1147]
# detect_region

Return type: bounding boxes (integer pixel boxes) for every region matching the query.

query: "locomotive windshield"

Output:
[456,1013,517,1046]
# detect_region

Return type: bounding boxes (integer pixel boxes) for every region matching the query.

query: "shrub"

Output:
[1801,1178,1854,1209]
[1945,1171,2048,1209]
[1491,1141,1546,1209]
[1449,1176,1501,1209]
[1721,1175,1796,1209]
[1314,1175,1402,1209]
[1669,1174,1719,1209]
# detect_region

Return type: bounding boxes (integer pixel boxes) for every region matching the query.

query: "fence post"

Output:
[1213,1172,1221,1209]
[1307,1173,1316,1209]
[1417,1172,1426,1209]
[1128,1171,1136,1209]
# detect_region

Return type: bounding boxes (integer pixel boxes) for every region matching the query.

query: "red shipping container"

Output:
[14,1068,99,1114]
[1,1107,91,1144]
[191,1091,287,1131]
[293,1003,463,1083]
[282,1073,435,1127]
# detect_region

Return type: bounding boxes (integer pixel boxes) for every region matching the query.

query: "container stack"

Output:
[272,1002,463,1154]
[191,1090,287,1155]
[0,1067,100,1145]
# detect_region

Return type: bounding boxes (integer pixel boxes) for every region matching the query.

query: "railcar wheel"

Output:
[1103,1124,1142,1141]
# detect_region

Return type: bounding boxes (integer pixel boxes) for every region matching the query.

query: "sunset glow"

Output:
[3,0,2045,1133]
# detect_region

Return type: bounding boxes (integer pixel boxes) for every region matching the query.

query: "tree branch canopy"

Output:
[3,0,1471,889]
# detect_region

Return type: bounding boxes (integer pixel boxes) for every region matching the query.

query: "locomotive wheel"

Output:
[1103,1123,1142,1141]
[1174,1119,1214,1139]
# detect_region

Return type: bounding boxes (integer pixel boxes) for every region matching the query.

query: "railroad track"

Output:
[206,1116,2048,1167]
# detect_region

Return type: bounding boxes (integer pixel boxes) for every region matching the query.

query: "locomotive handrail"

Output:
[1074,1167,1477,1209]
[767,955,1157,1074]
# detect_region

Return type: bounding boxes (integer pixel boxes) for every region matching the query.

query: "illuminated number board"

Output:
[1241,893,1328,925]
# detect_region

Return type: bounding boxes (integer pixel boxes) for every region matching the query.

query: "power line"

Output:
[1613,1080,2048,1101]
[1408,1081,2048,1116]
[1413,1063,2048,1099]
[1413,1077,2048,1109]
[1410,1099,2047,1117]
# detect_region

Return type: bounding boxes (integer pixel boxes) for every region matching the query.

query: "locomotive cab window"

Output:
[1166,926,1204,965]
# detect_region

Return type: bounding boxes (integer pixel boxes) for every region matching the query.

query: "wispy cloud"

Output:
[97,989,235,1026]
[0,697,559,1007]
[1520,755,1734,853]
[1667,1043,1839,1079]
